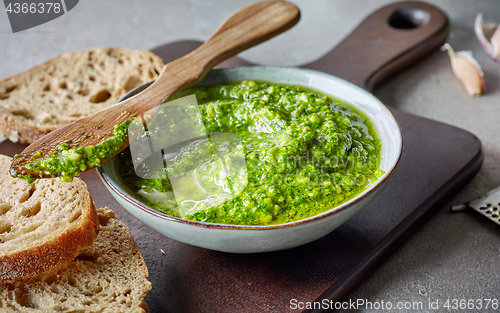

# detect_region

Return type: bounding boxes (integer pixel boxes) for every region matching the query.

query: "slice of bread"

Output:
[0,47,164,144]
[0,207,151,313]
[0,155,99,283]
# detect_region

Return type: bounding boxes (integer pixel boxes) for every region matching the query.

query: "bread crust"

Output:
[0,207,151,312]
[0,191,98,283]
[0,155,99,283]
[0,111,49,143]
[0,47,164,144]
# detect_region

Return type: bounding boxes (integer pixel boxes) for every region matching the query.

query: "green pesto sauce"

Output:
[11,120,132,183]
[118,80,383,225]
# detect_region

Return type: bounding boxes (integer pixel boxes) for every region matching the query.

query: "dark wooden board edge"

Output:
[148,37,484,311]
[309,109,484,312]
[0,55,484,313]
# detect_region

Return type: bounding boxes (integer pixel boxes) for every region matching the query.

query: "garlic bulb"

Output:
[442,43,484,96]
[475,13,500,64]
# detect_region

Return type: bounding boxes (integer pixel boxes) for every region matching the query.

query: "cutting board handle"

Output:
[304,1,449,91]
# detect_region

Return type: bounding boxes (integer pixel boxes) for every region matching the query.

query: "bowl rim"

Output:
[97,66,403,230]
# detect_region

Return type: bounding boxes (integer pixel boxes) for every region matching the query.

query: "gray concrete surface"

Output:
[1,0,499,312]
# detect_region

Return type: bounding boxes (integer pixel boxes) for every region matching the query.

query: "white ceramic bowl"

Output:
[97,66,402,253]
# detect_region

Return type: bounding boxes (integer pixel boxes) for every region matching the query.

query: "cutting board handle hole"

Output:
[388,6,430,30]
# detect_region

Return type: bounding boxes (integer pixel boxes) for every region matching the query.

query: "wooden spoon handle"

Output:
[304,1,449,92]
[10,0,299,179]
[124,0,300,113]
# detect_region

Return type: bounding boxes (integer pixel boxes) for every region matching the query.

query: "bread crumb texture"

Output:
[0,155,99,284]
[0,47,164,143]
[0,207,151,312]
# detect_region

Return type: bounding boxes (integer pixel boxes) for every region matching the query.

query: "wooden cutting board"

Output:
[0,2,483,312]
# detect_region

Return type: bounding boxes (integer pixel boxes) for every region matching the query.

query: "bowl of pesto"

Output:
[97,66,402,253]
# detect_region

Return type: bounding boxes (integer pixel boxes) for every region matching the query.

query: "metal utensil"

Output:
[451,187,500,226]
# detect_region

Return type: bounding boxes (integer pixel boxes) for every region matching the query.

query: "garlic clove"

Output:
[491,25,500,58]
[442,43,484,96]
[475,13,500,63]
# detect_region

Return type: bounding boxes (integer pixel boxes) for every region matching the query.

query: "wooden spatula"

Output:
[10,0,300,181]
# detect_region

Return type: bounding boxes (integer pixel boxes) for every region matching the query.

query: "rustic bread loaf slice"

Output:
[0,47,164,143]
[0,207,151,313]
[0,154,99,283]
